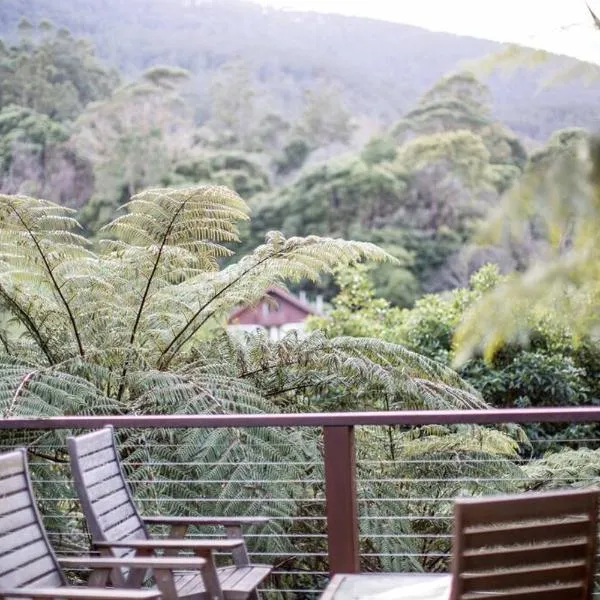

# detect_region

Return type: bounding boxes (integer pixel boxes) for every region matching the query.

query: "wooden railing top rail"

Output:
[1,407,600,429]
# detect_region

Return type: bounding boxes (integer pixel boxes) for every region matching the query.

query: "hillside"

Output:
[2,0,599,139]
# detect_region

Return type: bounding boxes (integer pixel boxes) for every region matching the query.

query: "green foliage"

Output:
[173,152,270,198]
[486,163,522,194]
[420,72,491,115]
[392,73,527,184]
[248,72,509,302]
[297,81,356,147]
[273,138,311,176]
[358,423,523,572]
[347,227,419,307]
[207,59,257,150]
[361,135,398,166]
[0,104,94,206]
[0,21,117,121]
[308,264,404,341]
[308,265,525,571]
[454,131,600,364]
[397,130,491,189]
[0,186,482,418]
[392,99,488,141]
[0,104,67,150]
[524,448,600,491]
[317,264,600,417]
[73,67,194,232]
[248,156,410,239]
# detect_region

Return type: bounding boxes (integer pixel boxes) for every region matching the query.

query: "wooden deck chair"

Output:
[449,487,599,600]
[362,487,599,600]
[67,426,271,600]
[0,448,209,600]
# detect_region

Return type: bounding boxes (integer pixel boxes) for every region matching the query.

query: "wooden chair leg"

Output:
[225,526,251,567]
[154,568,179,600]
[226,525,263,599]
[195,548,224,600]
[87,568,110,587]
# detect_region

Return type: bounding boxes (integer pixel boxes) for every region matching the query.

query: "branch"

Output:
[158,252,278,369]
[0,285,55,364]
[587,3,600,29]
[129,197,188,345]
[0,328,11,355]
[264,381,321,398]
[27,448,69,464]
[4,369,37,418]
[239,346,327,380]
[10,204,85,357]
[116,197,189,402]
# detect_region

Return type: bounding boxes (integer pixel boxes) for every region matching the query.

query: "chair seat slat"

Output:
[93,489,132,517]
[24,569,65,589]
[0,554,58,588]
[83,461,120,487]
[79,448,119,472]
[462,561,587,592]
[173,565,271,599]
[225,566,272,600]
[0,523,44,555]
[88,476,124,502]
[0,490,32,517]
[0,452,26,479]
[72,431,114,457]
[0,507,36,537]
[0,473,28,496]
[103,516,145,542]
[97,502,137,531]
[0,539,51,577]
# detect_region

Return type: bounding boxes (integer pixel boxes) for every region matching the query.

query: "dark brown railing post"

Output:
[323,425,359,575]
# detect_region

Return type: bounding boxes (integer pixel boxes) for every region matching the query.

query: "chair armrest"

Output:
[59,556,206,570]
[93,538,245,551]
[143,516,269,527]
[0,587,162,599]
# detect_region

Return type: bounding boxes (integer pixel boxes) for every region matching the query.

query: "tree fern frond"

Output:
[157,233,394,368]
[0,195,92,358]
[357,423,523,572]
[0,357,118,419]
[184,330,484,410]
[101,185,249,259]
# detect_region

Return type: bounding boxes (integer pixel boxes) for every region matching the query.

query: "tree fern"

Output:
[0,185,503,585]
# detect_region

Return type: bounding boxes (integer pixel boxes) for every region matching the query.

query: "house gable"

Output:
[228,288,318,327]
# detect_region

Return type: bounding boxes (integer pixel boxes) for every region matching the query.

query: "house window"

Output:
[262,300,280,317]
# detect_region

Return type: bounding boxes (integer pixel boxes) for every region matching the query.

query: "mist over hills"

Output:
[2,0,599,140]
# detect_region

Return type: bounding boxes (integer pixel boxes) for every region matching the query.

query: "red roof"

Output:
[228,287,319,327]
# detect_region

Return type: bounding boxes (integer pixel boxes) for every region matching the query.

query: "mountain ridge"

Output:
[1,0,599,139]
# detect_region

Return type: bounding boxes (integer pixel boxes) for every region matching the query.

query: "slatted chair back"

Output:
[450,487,599,600]
[0,449,66,591]
[68,426,149,586]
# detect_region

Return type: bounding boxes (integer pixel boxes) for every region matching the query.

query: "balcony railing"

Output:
[1,407,600,598]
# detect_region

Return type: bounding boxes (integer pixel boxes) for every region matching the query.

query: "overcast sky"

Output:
[256,0,600,64]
